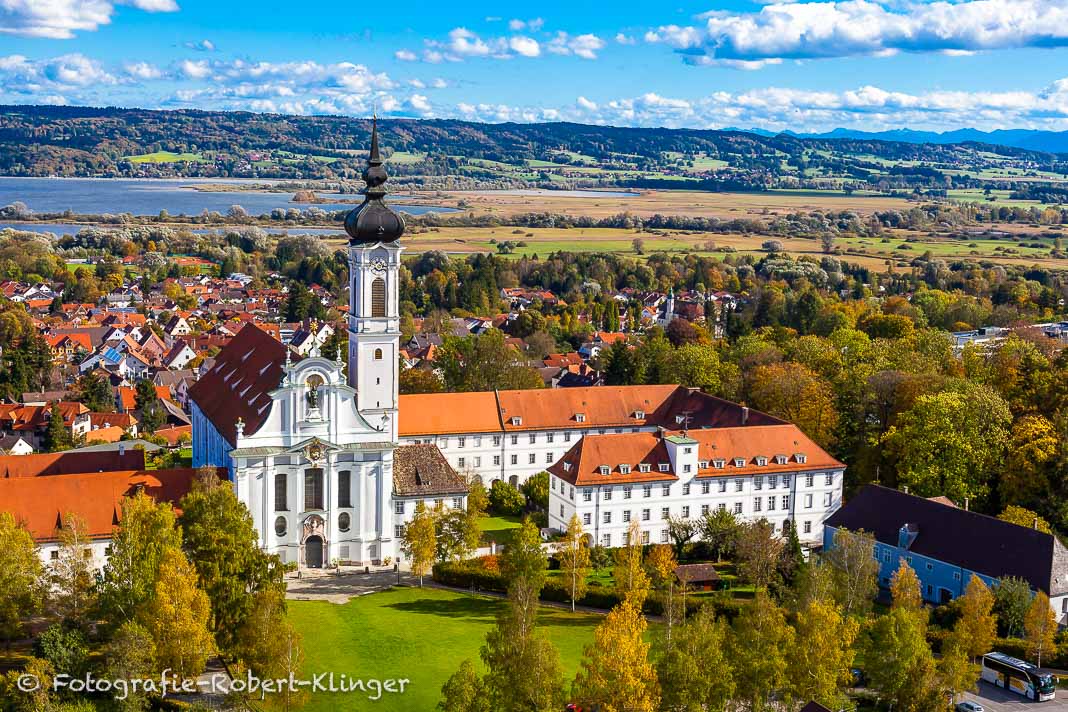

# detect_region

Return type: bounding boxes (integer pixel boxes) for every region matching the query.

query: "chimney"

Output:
[741,407,749,426]
[1034,517,1039,530]
[964,497,969,511]
[903,485,909,494]
[119,443,125,456]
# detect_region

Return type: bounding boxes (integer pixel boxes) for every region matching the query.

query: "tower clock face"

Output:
[369,258,388,273]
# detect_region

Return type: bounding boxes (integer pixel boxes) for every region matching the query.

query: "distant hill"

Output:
[783,127,1068,154]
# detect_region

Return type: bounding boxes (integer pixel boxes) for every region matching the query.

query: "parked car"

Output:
[955,702,984,712]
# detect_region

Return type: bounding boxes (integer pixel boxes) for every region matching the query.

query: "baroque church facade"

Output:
[191,123,845,569]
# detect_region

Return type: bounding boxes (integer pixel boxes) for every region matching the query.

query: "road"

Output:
[962,681,1068,710]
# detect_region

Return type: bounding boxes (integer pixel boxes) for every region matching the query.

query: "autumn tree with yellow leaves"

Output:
[573,598,660,712]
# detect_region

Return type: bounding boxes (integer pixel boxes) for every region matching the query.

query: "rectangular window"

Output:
[511,454,518,465]
[826,473,834,486]
[511,435,518,445]
[701,482,711,495]
[767,496,776,511]
[953,571,961,581]
[719,480,727,493]
[604,511,612,524]
[682,506,690,518]
[458,457,465,468]
[560,504,564,517]
[643,485,652,498]
[583,513,591,525]
[623,510,631,522]
[564,432,572,442]
[783,495,790,510]
[274,473,287,511]
[733,502,742,515]
[547,433,554,443]
[474,437,482,447]
[660,529,669,543]
[642,508,650,521]
[926,562,933,571]
[570,487,574,500]
[682,484,690,496]
[769,476,778,488]
[529,454,536,465]
[735,479,743,492]
[338,470,351,508]
[602,534,611,547]
[493,436,502,446]
[805,494,813,509]
[662,484,670,497]
[546,452,554,463]
[701,504,709,515]
[474,456,481,467]
[717,503,726,512]
[683,464,691,473]
[395,501,405,515]
[806,474,814,487]
[641,530,650,545]
[754,497,762,512]
[493,455,501,466]
[661,507,670,520]
[783,475,791,487]
[452,497,462,509]
[304,468,324,510]
[583,489,592,502]
[457,436,466,448]
[824,492,832,507]
[624,487,632,499]
[803,521,812,534]
[603,489,612,501]
[529,434,537,444]
[754,476,763,490]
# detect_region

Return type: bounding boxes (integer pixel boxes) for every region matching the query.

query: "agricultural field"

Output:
[123,151,207,164]
[282,586,609,712]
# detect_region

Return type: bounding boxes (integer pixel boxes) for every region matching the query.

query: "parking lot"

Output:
[961,681,1068,710]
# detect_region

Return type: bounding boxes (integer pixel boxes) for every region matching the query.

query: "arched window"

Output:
[371,278,386,317]
[374,348,383,360]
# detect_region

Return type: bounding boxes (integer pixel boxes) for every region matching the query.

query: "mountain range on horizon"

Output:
[728,127,1068,154]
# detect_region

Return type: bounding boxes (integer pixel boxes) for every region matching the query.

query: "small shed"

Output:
[674,563,721,591]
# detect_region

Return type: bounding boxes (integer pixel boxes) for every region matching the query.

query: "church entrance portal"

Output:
[305,535,324,568]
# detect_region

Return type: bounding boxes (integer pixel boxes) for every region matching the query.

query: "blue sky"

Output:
[2,0,1068,131]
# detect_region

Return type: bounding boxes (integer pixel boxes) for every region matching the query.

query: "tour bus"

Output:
[980,652,1056,701]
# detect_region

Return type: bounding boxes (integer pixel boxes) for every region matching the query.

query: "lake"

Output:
[0,223,349,237]
[0,177,456,217]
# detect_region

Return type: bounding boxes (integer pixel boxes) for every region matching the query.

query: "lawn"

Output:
[282,586,606,711]
[123,151,206,164]
[480,514,522,545]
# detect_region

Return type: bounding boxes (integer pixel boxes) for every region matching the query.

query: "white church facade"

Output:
[190,123,845,569]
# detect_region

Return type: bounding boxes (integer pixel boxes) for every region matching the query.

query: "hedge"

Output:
[432,561,744,620]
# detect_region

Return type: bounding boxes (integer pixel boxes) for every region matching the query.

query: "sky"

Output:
[2,0,1068,132]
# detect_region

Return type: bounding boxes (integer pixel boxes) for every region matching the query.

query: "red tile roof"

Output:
[0,449,146,478]
[188,323,295,446]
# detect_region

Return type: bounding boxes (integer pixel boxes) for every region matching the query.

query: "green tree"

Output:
[178,469,284,661]
[33,623,88,677]
[98,492,183,626]
[520,471,549,511]
[994,576,1032,637]
[402,501,437,586]
[488,479,526,516]
[76,372,113,412]
[556,514,591,612]
[647,544,679,638]
[501,518,548,608]
[665,515,697,559]
[138,547,214,682]
[948,576,997,662]
[437,330,544,392]
[234,588,304,698]
[734,519,783,591]
[882,385,1012,503]
[663,344,721,390]
[656,607,734,712]
[103,621,157,712]
[699,507,740,561]
[438,659,490,712]
[42,402,72,452]
[49,513,97,627]
[998,505,1052,533]
[730,593,793,712]
[573,599,660,712]
[787,598,859,710]
[862,605,935,710]
[825,528,879,617]
[0,512,44,647]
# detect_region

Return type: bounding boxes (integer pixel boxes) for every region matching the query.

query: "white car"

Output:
[956,703,984,712]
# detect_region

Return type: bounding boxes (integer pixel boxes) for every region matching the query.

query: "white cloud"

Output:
[394,49,418,62]
[615,33,636,45]
[407,78,425,88]
[508,19,526,31]
[547,32,606,59]
[179,59,211,79]
[183,39,216,52]
[577,96,598,111]
[0,0,177,39]
[124,61,163,80]
[0,53,116,96]
[509,36,541,57]
[408,94,431,113]
[430,78,447,89]
[647,0,1068,66]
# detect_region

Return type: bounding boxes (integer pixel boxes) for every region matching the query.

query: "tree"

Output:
[862,605,936,711]
[399,366,443,394]
[479,597,566,712]
[466,477,489,517]
[663,344,721,390]
[890,560,924,614]
[501,518,548,611]
[139,547,214,682]
[42,402,72,452]
[730,592,793,712]
[438,659,490,712]
[488,479,525,516]
[573,599,660,712]
[699,507,739,561]
[140,399,165,435]
[613,520,651,607]
[103,622,157,712]
[656,607,734,712]
[825,528,879,616]
[1000,415,1058,508]
[1024,591,1057,668]
[98,491,183,626]
[786,598,859,710]
[235,588,304,705]
[402,502,437,586]
[882,385,1011,504]
[178,469,284,661]
[556,515,590,612]
[734,519,782,591]
[435,506,481,562]
[76,372,113,412]
[749,362,839,448]
[665,515,697,558]
[821,233,835,254]
[33,623,88,678]
[778,518,805,589]
[994,576,1032,637]
[49,513,97,627]
[437,330,543,392]
[0,512,44,647]
[520,471,549,511]
[998,505,1052,534]
[949,576,997,662]
[646,544,679,638]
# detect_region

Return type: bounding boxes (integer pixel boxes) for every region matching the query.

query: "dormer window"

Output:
[699,460,709,469]
[775,455,788,465]
[713,459,726,469]
[675,415,686,424]
[599,465,610,475]
[575,413,586,423]
[511,416,522,426]
[563,463,572,472]
[733,458,746,467]
[795,453,807,464]
[619,464,632,474]
[638,463,651,473]
[756,457,768,467]
[634,410,645,419]
[658,463,670,472]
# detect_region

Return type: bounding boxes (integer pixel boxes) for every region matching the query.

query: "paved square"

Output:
[962,681,1068,710]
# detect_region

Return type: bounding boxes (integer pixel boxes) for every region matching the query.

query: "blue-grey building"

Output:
[824,485,1068,621]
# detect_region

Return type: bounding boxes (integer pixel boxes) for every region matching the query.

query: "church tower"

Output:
[344,118,403,440]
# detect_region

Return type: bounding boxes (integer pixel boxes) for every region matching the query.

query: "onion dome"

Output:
[344,116,405,244]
